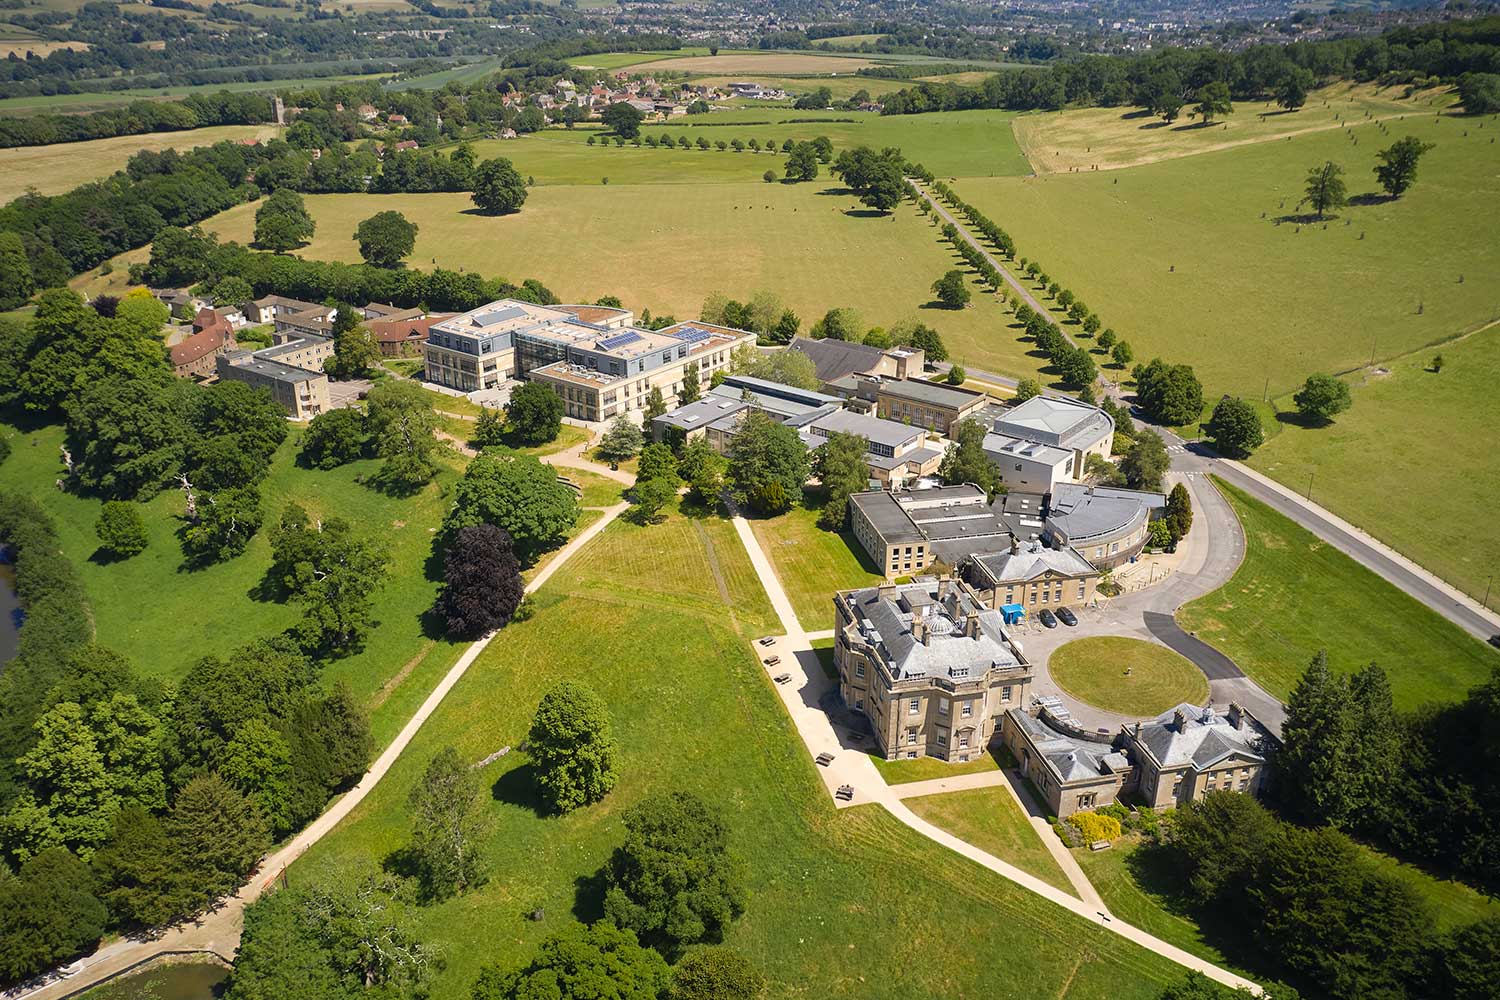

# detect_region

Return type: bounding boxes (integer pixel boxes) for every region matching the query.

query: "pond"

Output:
[0,559,19,666]
[80,961,228,1000]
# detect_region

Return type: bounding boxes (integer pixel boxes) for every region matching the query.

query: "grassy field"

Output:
[0,419,468,745]
[628,53,881,75]
[816,34,886,49]
[958,111,1500,402]
[905,785,1074,893]
[691,74,877,101]
[869,750,1001,785]
[0,124,279,202]
[748,501,884,632]
[288,507,1187,999]
[1013,81,1449,173]
[1047,637,1209,719]
[564,48,715,71]
[1247,322,1500,602]
[145,183,1052,382]
[0,73,389,116]
[1178,479,1498,710]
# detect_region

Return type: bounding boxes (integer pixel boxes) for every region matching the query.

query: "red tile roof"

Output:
[369,314,450,344]
[171,326,229,367]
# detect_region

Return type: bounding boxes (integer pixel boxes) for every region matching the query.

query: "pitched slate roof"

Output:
[787,335,888,383]
[1132,703,1272,772]
[843,580,1023,683]
[1007,709,1130,786]
[969,539,1096,585]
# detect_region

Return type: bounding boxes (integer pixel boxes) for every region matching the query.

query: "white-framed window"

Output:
[1001,685,1012,702]
[908,698,920,716]
[938,697,950,716]
[855,663,865,679]
[958,731,970,749]
[961,702,973,718]
[906,727,918,745]
[936,730,948,747]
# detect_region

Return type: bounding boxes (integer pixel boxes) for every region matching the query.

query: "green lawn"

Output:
[144,183,1051,385]
[870,749,1001,785]
[748,500,884,632]
[1048,637,1209,719]
[957,111,1499,402]
[1248,322,1500,603]
[1178,479,1498,710]
[288,506,1188,999]
[0,72,390,116]
[905,785,1075,893]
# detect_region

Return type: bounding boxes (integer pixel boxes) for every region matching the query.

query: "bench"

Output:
[1090,840,1113,852]
[835,784,855,801]
[815,752,835,766]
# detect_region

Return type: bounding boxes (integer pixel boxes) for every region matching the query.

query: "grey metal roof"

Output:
[849,492,924,545]
[845,581,1023,683]
[879,378,982,409]
[808,407,924,449]
[969,540,1096,585]
[652,395,749,431]
[718,374,842,408]
[1132,703,1272,772]
[787,335,887,383]
[1007,709,1126,786]
[220,352,322,385]
[1046,484,1165,543]
[982,432,1073,467]
[994,395,1114,451]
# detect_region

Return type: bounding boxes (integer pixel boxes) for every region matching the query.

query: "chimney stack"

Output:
[937,578,950,601]
[1228,703,1244,730]
[1172,708,1187,733]
[912,606,927,645]
[966,611,981,639]
[1010,535,1020,556]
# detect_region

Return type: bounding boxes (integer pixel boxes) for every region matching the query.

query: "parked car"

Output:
[1039,608,1058,628]
[1056,607,1078,627]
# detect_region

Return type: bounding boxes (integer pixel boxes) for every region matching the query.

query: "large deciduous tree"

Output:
[443,452,579,561]
[323,303,380,381]
[1373,136,1435,200]
[1133,357,1203,426]
[436,524,524,639]
[299,408,369,470]
[364,380,440,494]
[1205,396,1263,458]
[406,747,487,899]
[470,923,668,1000]
[94,501,148,559]
[471,158,527,215]
[1292,374,1352,425]
[724,411,810,512]
[505,381,564,446]
[253,188,315,253]
[527,681,619,815]
[938,418,999,497]
[668,948,767,1000]
[931,269,971,309]
[602,102,645,139]
[1301,161,1347,220]
[354,209,419,267]
[1120,429,1169,492]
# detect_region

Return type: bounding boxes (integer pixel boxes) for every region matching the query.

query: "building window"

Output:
[908,698,920,716]
[1001,685,1012,702]
[958,731,970,749]
[906,727,918,745]
[961,702,973,718]
[936,730,948,747]
[906,751,917,759]
[938,697,949,716]
[1078,582,1086,599]
[1079,792,1097,808]
[854,663,865,679]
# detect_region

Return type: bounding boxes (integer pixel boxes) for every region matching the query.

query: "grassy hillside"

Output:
[290,509,1188,999]
[1178,478,1497,709]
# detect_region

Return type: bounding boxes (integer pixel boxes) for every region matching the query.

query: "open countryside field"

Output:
[564,48,716,71]
[0,123,280,202]
[289,509,1188,999]
[904,786,1075,893]
[0,419,468,746]
[1013,81,1450,173]
[1247,323,1500,603]
[691,74,878,101]
[0,72,389,115]
[1178,479,1497,710]
[627,53,882,75]
[958,112,1499,402]
[164,183,1055,382]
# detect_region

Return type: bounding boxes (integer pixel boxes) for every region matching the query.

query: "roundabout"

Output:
[1047,636,1210,720]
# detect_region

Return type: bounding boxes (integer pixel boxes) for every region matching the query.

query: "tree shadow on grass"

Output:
[491,760,549,818]
[842,208,888,219]
[1349,191,1394,207]
[1139,120,1172,130]
[572,867,608,925]
[1272,212,1334,225]
[1273,409,1328,429]
[1120,108,1154,120]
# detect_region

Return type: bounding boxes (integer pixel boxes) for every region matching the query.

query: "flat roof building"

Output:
[847,484,1014,578]
[216,351,330,420]
[1046,483,1166,570]
[829,374,987,435]
[983,395,1115,494]
[835,578,1033,764]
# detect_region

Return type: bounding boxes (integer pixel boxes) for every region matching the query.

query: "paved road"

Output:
[729,513,1265,996]
[15,466,633,999]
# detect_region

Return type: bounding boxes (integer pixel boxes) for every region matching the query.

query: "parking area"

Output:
[327,378,372,410]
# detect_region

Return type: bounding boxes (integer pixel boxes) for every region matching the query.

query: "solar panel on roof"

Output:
[598,331,644,351]
[473,306,526,327]
[670,326,714,344]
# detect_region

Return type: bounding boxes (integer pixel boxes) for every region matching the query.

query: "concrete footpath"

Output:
[730,514,1263,996]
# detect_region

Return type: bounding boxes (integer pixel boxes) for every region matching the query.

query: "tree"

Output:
[527,681,619,814]
[323,304,380,381]
[1057,347,1098,388]
[938,418,999,496]
[1194,81,1233,124]
[1457,72,1500,114]
[270,514,389,656]
[0,848,106,983]
[931,269,971,309]
[598,416,645,462]
[784,142,819,182]
[946,364,966,385]
[90,806,197,927]
[1431,352,1445,373]
[300,408,368,469]
[675,364,703,407]
[1120,430,1169,491]
[630,476,678,524]
[1170,792,1280,903]
[891,319,946,361]
[406,747,486,899]
[1134,358,1203,426]
[1276,68,1312,111]
[1373,136,1435,199]
[470,923,669,1000]
[220,718,295,837]
[444,452,580,561]
[436,524,523,639]
[772,310,800,344]
[677,438,725,505]
[363,380,439,494]
[809,307,864,342]
[1441,917,1500,1000]
[166,772,271,907]
[602,102,645,139]
[813,432,870,531]
[1292,374,1352,425]
[603,791,748,956]
[832,146,905,211]
[1013,378,1042,403]
[643,386,668,422]
[1301,161,1347,220]
[2,702,117,860]
[181,486,263,566]
[725,411,811,511]
[114,288,171,339]
[1165,483,1193,541]
[1112,340,1134,369]
[637,443,677,483]
[253,189,314,252]
[471,158,527,215]
[1205,396,1263,457]
[0,231,35,311]
[506,381,564,446]
[1096,328,1117,351]
[733,347,821,391]
[354,210,419,267]
[669,948,766,1000]
[94,501,148,559]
